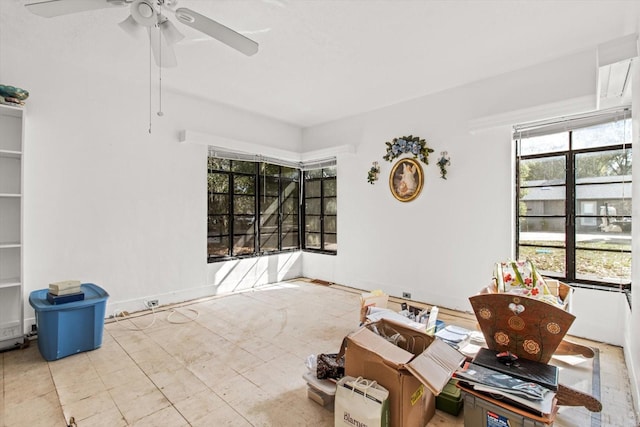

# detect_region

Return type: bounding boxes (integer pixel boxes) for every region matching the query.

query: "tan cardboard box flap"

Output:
[347,326,414,369]
[406,338,467,396]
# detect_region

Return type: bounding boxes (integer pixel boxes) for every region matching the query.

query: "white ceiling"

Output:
[7,0,640,127]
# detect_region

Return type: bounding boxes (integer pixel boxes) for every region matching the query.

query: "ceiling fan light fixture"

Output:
[118,14,144,38]
[159,17,185,45]
[131,0,157,27]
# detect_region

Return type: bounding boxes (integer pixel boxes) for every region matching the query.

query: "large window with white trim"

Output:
[207,153,337,261]
[207,158,300,261]
[515,109,632,289]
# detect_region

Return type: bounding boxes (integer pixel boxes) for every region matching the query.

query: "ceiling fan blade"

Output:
[148,26,178,68]
[119,15,146,39]
[174,7,259,56]
[25,0,124,18]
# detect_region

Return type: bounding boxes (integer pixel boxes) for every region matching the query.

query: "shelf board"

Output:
[0,193,21,198]
[0,278,21,289]
[0,150,21,159]
[0,242,20,249]
[0,104,23,118]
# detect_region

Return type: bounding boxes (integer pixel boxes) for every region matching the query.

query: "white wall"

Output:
[302,48,636,345]
[0,9,302,323]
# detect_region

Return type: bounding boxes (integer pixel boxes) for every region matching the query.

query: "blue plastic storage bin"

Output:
[29,283,109,361]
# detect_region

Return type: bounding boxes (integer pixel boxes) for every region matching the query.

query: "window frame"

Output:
[302,166,338,255]
[207,158,301,262]
[515,116,632,290]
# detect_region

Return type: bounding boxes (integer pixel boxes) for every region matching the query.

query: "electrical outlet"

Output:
[146,299,159,308]
[402,292,411,299]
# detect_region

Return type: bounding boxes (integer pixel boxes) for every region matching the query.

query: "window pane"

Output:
[519,156,565,186]
[261,163,280,177]
[261,211,278,227]
[259,196,279,215]
[573,118,632,149]
[233,216,255,235]
[233,235,255,255]
[208,158,230,171]
[518,245,565,278]
[575,249,631,284]
[324,216,337,233]
[519,133,568,156]
[306,232,321,249]
[208,215,228,236]
[208,172,229,193]
[575,184,632,216]
[209,194,229,215]
[305,169,323,179]
[306,199,321,215]
[261,177,279,196]
[234,175,255,195]
[324,233,337,251]
[208,236,229,257]
[282,167,298,179]
[577,234,631,250]
[234,196,255,215]
[282,232,298,249]
[282,195,298,214]
[324,197,337,215]
[260,232,278,251]
[232,161,255,174]
[306,181,321,197]
[282,213,297,228]
[519,186,565,216]
[323,178,337,196]
[323,166,337,178]
[575,149,632,180]
[519,220,565,245]
[305,216,321,232]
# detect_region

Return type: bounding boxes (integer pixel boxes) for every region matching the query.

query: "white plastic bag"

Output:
[334,376,389,427]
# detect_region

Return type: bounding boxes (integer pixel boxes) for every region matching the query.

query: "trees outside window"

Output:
[207,159,301,261]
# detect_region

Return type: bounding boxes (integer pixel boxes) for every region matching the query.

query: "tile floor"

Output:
[1,279,637,426]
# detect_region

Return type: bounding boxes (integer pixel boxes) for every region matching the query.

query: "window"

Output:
[515,110,631,289]
[303,166,337,254]
[207,158,300,261]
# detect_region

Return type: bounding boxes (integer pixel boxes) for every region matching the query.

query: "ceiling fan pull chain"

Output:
[157,1,164,117]
[149,34,152,134]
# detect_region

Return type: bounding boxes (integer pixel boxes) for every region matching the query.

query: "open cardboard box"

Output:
[344,318,466,427]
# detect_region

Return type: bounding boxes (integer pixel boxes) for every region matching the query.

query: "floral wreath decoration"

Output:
[383,135,434,165]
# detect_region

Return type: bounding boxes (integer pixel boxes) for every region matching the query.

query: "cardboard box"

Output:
[345,318,466,427]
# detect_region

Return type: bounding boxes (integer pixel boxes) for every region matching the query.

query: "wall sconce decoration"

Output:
[437,151,451,179]
[367,161,381,184]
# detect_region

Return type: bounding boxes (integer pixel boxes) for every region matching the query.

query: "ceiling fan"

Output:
[25,0,259,68]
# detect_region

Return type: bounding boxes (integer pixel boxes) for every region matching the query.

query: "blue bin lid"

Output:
[29,283,109,311]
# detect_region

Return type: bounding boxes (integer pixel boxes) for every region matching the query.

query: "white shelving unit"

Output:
[0,104,24,350]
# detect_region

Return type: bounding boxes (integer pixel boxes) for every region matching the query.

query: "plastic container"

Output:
[462,390,555,427]
[436,379,463,416]
[303,371,336,406]
[29,283,109,361]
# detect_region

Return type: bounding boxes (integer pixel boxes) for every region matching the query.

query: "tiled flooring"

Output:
[1,279,637,426]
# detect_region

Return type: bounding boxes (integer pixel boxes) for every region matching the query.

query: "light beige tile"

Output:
[61,389,119,422]
[99,365,151,391]
[114,388,171,424]
[148,367,208,404]
[4,389,64,426]
[173,389,227,422]
[76,406,128,427]
[56,376,107,406]
[130,405,189,427]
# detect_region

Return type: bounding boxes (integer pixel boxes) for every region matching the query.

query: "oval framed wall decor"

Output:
[389,158,424,202]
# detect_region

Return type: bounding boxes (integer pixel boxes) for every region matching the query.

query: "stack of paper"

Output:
[49,280,82,296]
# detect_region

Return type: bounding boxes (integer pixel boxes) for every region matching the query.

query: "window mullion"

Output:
[566,147,576,282]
